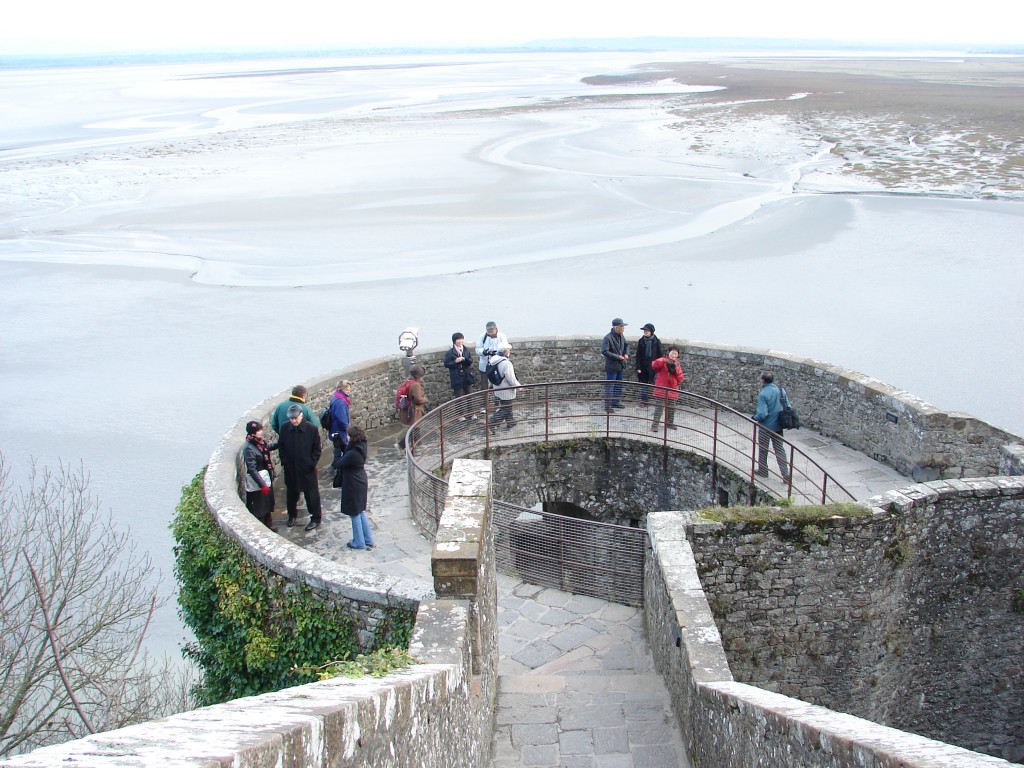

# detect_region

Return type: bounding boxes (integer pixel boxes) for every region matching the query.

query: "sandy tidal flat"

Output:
[0,52,1021,654]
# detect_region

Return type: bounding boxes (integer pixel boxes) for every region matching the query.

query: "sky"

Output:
[3,0,1022,55]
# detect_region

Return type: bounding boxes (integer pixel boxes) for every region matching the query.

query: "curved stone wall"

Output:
[645,479,1024,766]
[687,479,1024,760]
[484,438,772,524]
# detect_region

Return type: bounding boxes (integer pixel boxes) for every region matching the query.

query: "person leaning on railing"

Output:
[650,347,685,431]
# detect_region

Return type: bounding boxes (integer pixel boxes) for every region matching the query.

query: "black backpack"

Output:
[485,358,504,387]
[779,388,800,430]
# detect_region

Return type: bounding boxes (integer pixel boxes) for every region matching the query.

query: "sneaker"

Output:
[651,425,659,432]
[346,541,366,550]
[365,543,376,550]
[304,520,320,531]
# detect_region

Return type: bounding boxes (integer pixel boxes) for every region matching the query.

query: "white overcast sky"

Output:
[3,0,1022,54]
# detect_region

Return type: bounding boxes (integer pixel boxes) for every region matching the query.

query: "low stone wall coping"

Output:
[1,602,473,768]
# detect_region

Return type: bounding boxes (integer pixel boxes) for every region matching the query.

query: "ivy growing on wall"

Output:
[172,471,414,706]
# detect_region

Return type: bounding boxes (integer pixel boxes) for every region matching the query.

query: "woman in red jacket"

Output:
[650,347,685,432]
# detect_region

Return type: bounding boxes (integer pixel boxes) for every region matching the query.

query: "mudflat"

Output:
[588,57,1024,197]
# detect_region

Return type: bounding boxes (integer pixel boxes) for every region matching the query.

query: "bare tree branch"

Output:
[23,550,96,735]
[0,452,196,757]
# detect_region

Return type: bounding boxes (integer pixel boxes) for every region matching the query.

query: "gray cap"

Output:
[286,404,302,418]
[485,321,498,330]
[611,318,627,327]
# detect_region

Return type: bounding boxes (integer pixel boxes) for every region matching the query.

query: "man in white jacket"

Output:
[476,321,509,392]
[488,342,521,432]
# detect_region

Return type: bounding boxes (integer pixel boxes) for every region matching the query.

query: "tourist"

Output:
[327,379,352,463]
[241,420,278,532]
[753,371,791,481]
[443,332,476,399]
[488,343,522,432]
[475,321,508,391]
[635,322,663,403]
[650,347,685,432]
[333,425,374,550]
[277,404,323,531]
[601,317,630,410]
[270,384,320,434]
[397,365,428,450]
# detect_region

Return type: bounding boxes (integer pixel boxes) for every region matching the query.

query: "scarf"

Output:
[246,433,274,477]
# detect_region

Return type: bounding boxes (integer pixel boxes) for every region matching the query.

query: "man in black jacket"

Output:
[278,404,323,531]
[635,322,663,403]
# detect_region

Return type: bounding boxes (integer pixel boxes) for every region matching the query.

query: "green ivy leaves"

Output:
[171,470,414,705]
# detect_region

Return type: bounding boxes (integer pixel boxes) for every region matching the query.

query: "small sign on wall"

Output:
[886,412,898,424]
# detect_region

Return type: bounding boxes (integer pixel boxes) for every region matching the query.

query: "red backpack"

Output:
[395,379,413,411]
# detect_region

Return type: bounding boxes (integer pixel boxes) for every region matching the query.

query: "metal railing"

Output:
[405,380,854,537]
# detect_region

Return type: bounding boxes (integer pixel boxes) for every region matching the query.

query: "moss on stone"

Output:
[695,502,872,525]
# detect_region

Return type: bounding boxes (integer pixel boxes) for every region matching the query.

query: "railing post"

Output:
[711,404,719,493]
[786,443,794,498]
[439,405,446,471]
[750,420,759,484]
[544,383,550,442]
[484,390,491,454]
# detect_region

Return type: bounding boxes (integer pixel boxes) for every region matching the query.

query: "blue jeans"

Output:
[604,371,623,408]
[349,511,374,548]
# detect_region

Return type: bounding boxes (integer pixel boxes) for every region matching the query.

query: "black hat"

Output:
[245,420,262,435]
[641,323,656,332]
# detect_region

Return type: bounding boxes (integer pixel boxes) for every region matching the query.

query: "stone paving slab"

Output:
[491,575,692,768]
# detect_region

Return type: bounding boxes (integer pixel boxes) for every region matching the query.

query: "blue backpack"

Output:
[485,358,505,387]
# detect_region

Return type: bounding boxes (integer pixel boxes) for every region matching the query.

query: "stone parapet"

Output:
[288,337,1021,480]
[0,601,479,768]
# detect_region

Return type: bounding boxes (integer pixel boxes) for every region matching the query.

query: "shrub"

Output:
[172,471,414,705]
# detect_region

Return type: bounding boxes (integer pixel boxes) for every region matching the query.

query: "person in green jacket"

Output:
[270,385,320,434]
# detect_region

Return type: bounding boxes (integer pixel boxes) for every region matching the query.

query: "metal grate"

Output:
[492,501,647,607]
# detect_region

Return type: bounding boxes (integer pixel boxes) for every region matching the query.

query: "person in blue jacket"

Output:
[327,380,352,463]
[753,371,790,481]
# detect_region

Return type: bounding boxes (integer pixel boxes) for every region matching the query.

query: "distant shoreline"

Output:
[4,42,1023,70]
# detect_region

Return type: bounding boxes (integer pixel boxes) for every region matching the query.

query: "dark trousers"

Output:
[758,427,790,478]
[489,397,515,426]
[332,436,348,465]
[451,384,471,398]
[245,488,276,529]
[637,369,654,401]
[604,371,624,408]
[283,467,322,523]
